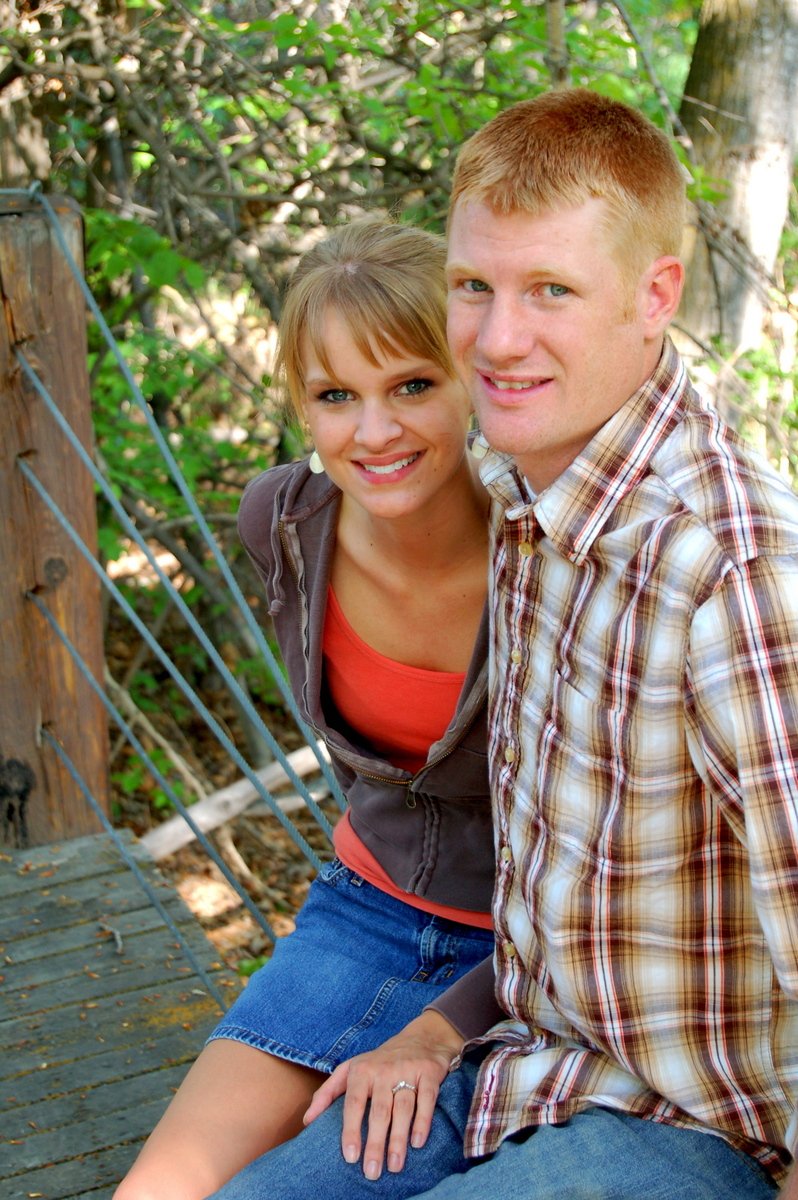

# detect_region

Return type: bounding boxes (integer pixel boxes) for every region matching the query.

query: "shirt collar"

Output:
[481,338,690,564]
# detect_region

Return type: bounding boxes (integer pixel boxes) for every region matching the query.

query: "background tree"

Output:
[677,0,798,451]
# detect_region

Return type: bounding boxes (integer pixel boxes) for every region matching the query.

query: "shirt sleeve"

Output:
[425,954,505,1042]
[688,553,798,997]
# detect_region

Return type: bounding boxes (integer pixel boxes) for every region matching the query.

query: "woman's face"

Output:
[301,309,473,523]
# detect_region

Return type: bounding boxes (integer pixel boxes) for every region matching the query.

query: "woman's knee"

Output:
[113,1163,168,1200]
[114,1154,214,1200]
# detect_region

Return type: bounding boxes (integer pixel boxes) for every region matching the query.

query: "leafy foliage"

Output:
[2,1,795,829]
[3,2,698,295]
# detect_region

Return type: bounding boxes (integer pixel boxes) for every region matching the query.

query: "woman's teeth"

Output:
[361,453,419,475]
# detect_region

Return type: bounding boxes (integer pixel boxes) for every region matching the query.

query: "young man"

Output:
[208,90,798,1200]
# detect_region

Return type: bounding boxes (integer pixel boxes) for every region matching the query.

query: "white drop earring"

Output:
[308,450,325,474]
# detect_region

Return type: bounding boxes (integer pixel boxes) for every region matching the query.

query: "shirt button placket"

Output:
[508,534,532,682]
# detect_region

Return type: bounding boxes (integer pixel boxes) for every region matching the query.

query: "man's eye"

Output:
[463,279,491,293]
[543,283,570,298]
[399,378,433,396]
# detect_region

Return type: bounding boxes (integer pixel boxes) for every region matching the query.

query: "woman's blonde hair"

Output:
[276,216,454,417]
[450,88,687,286]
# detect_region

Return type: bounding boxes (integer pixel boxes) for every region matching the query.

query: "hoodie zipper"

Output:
[326,701,483,809]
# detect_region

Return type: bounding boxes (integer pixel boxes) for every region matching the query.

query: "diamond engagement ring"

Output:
[391,1080,417,1095]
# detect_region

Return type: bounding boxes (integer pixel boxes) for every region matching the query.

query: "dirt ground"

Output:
[156,799,339,972]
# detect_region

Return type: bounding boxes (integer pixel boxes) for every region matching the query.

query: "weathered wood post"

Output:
[0,193,109,847]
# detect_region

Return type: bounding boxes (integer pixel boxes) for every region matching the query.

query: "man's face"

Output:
[446,198,667,493]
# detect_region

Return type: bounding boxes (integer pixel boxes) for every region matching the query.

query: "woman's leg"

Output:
[114,868,493,1200]
[113,1040,324,1200]
[206,1059,480,1200]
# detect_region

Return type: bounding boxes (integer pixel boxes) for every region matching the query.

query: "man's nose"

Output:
[476,295,535,366]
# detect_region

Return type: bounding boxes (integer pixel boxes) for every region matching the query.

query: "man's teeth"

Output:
[361,453,419,475]
[493,379,534,391]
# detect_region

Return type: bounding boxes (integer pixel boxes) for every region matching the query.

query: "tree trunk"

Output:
[546,0,569,88]
[678,0,798,366]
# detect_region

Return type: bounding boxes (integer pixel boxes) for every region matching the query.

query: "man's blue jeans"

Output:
[207,1058,778,1200]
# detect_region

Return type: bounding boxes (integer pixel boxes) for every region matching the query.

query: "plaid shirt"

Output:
[471,340,798,1182]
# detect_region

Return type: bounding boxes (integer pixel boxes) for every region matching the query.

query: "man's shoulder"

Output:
[650,403,798,564]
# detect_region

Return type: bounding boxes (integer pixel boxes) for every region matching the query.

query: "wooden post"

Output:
[0,193,109,847]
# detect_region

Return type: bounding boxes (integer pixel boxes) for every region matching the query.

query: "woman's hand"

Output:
[303,1010,465,1180]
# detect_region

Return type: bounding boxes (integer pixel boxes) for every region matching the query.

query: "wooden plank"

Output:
[5,1062,188,1143]
[1,836,221,1000]
[0,974,232,1065]
[0,196,108,848]
[0,832,243,1198]
[0,831,150,899]
[9,1091,175,1173]
[2,924,220,1005]
[2,896,197,962]
[1,1022,205,1105]
[5,1103,171,1199]
[0,892,195,955]
[0,874,175,934]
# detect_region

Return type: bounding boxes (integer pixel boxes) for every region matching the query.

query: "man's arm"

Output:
[427,953,504,1039]
[691,554,798,1173]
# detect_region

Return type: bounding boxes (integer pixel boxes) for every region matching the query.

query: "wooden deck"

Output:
[1,831,241,1200]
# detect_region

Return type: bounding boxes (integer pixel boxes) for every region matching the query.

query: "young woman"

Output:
[115,217,495,1200]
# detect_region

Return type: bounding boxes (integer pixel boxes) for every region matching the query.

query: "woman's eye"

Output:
[463,279,490,294]
[317,388,352,404]
[543,283,570,298]
[398,378,433,397]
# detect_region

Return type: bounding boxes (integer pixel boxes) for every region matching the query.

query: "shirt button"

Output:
[510,649,522,664]
[500,845,513,864]
[518,541,533,557]
[504,746,516,764]
[503,940,517,958]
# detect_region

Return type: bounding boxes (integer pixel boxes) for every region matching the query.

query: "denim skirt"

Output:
[207,858,495,1073]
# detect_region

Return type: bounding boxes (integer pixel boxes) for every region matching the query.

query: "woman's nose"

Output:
[354,400,403,448]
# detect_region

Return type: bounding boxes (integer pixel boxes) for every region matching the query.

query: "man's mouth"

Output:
[491,378,542,391]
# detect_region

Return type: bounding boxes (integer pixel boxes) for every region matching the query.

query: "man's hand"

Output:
[303,1010,465,1180]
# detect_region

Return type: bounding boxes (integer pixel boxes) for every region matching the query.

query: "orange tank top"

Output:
[323,587,491,929]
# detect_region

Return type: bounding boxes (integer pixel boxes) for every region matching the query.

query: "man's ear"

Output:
[640,256,684,338]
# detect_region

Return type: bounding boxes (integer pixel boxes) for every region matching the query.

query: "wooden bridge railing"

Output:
[0,192,109,848]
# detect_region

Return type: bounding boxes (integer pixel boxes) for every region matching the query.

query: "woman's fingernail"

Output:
[343,1145,358,1164]
[388,1153,402,1173]
[365,1159,381,1181]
